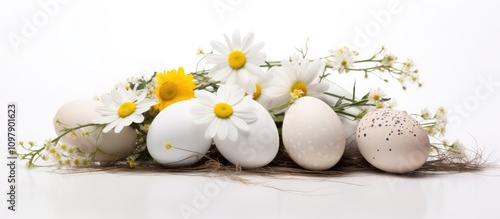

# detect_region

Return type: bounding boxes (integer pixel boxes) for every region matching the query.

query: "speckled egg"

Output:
[282,96,345,171]
[356,109,430,173]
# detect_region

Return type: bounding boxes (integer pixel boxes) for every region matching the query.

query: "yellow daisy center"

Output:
[290,81,308,97]
[117,101,137,118]
[213,103,233,119]
[341,60,348,66]
[373,94,381,101]
[252,83,262,100]
[228,50,247,69]
[159,82,178,101]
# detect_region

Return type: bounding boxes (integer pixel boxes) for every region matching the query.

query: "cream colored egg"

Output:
[356,109,430,173]
[213,100,279,169]
[53,99,137,161]
[282,96,345,170]
[147,100,212,167]
[317,81,362,149]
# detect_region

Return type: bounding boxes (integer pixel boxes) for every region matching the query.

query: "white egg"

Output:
[317,81,362,149]
[282,96,345,170]
[214,100,279,169]
[147,100,212,167]
[53,99,137,161]
[356,109,431,173]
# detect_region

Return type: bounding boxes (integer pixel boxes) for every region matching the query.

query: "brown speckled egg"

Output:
[356,109,430,173]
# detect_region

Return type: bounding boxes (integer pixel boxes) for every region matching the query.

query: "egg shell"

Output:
[213,100,279,169]
[356,109,431,173]
[317,81,362,149]
[147,100,212,167]
[53,99,137,161]
[282,96,345,170]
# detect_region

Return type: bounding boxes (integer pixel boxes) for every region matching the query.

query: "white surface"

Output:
[2,0,500,218]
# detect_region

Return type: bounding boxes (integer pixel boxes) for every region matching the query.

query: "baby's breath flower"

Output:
[329,46,358,73]
[447,140,465,157]
[80,129,91,137]
[64,158,71,166]
[73,158,81,166]
[435,107,447,121]
[386,99,398,109]
[67,146,76,155]
[55,153,62,161]
[381,51,397,67]
[82,158,89,166]
[421,108,432,120]
[59,143,68,152]
[128,159,137,168]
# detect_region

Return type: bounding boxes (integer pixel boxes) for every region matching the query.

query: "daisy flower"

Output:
[252,72,274,109]
[191,84,257,141]
[367,88,386,105]
[267,59,329,111]
[94,87,156,133]
[206,30,266,94]
[329,46,358,73]
[153,67,196,111]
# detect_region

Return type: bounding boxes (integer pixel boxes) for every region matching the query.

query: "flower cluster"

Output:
[16,30,477,172]
[326,46,422,90]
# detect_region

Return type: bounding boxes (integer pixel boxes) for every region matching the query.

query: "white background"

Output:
[1,0,500,218]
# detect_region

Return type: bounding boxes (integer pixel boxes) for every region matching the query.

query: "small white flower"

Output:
[266,59,329,112]
[206,30,266,95]
[191,85,257,141]
[94,87,156,133]
[386,99,398,109]
[329,46,358,73]
[367,88,386,105]
[381,50,397,67]
[435,107,447,122]
[421,108,432,120]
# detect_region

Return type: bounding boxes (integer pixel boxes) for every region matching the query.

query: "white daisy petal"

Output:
[205,54,228,64]
[211,40,229,55]
[246,52,266,65]
[226,121,238,142]
[194,114,215,125]
[308,83,330,95]
[245,42,265,56]
[209,66,232,82]
[240,31,254,52]
[232,30,241,49]
[243,63,265,78]
[303,60,323,84]
[217,119,229,140]
[216,84,230,102]
[207,119,220,139]
[223,34,233,51]
[93,115,118,124]
[230,116,250,132]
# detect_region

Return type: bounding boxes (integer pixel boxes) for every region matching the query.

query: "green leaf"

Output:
[334,96,345,107]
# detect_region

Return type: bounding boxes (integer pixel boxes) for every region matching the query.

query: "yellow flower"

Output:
[153,67,196,111]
